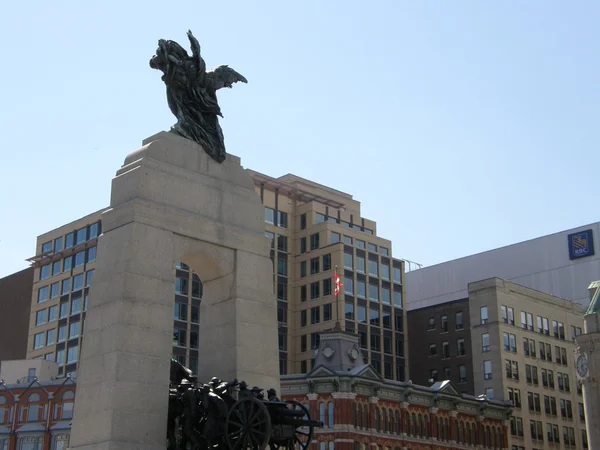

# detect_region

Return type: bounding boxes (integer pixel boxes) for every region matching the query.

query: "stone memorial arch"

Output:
[69,132,280,450]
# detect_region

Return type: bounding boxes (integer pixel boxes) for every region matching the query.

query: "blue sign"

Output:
[568,229,595,260]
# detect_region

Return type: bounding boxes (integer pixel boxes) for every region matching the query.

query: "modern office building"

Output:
[0,268,34,362]
[406,222,600,311]
[408,278,588,450]
[25,171,408,382]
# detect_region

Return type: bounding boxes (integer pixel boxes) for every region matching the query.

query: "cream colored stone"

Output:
[70,132,279,449]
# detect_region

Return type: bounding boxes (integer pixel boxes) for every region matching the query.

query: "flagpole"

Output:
[334,265,342,331]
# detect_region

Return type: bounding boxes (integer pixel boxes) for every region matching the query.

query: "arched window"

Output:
[424,414,429,438]
[354,442,360,450]
[395,410,401,434]
[486,426,491,448]
[62,390,75,400]
[320,441,326,450]
[328,441,334,450]
[0,396,7,405]
[353,404,357,428]
[496,427,502,449]
[444,418,449,441]
[327,402,334,428]
[492,427,497,449]
[364,407,369,429]
[357,404,362,428]
[374,407,380,431]
[319,403,326,425]
[411,413,416,436]
[382,408,387,433]
[466,423,471,444]
[436,417,441,440]
[27,393,41,402]
[419,415,425,437]
[471,425,476,445]
[388,409,393,433]
[459,421,464,443]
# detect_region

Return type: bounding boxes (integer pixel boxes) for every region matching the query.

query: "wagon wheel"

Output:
[286,401,313,450]
[226,397,272,450]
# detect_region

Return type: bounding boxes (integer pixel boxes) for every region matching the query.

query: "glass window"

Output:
[368,243,377,252]
[356,256,365,273]
[381,287,390,305]
[74,251,85,267]
[344,277,353,295]
[174,303,187,321]
[69,321,80,339]
[482,333,490,352]
[323,278,332,296]
[54,236,63,252]
[35,309,47,326]
[459,364,467,383]
[277,258,287,276]
[480,306,488,324]
[61,278,70,295]
[175,277,188,295]
[343,235,353,245]
[300,237,306,254]
[380,247,389,256]
[56,349,65,364]
[310,282,320,299]
[190,331,199,349]
[59,303,69,319]
[277,235,287,252]
[323,303,332,321]
[355,240,365,249]
[63,256,72,272]
[300,214,306,230]
[65,232,74,249]
[330,232,340,244]
[191,305,199,323]
[33,332,45,349]
[67,346,78,364]
[381,263,390,280]
[316,213,326,224]
[344,302,354,320]
[265,231,274,248]
[368,284,379,301]
[392,267,401,283]
[41,241,53,253]
[48,305,57,322]
[277,211,288,228]
[89,222,100,239]
[76,227,87,244]
[37,286,49,303]
[484,360,492,379]
[52,261,61,276]
[393,290,402,308]
[50,282,59,299]
[71,297,81,315]
[87,246,97,262]
[72,274,84,291]
[456,312,464,329]
[86,270,94,287]
[264,207,275,224]
[357,280,366,298]
[344,252,353,269]
[357,306,367,323]
[322,254,331,271]
[310,257,320,275]
[369,308,380,327]
[368,260,379,277]
[40,264,50,280]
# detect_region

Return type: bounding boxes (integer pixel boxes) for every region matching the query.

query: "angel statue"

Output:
[150,30,247,163]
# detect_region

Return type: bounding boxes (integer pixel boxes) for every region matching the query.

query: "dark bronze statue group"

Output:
[168,359,322,450]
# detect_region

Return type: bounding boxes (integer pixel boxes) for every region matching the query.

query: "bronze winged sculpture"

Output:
[150,30,247,163]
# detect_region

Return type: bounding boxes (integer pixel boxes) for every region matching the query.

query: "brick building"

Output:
[0,268,33,362]
[0,361,75,450]
[281,327,512,450]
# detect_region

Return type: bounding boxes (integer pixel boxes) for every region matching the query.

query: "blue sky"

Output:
[1,1,599,278]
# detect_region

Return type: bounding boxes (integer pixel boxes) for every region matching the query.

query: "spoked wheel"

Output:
[286,401,313,450]
[226,397,272,450]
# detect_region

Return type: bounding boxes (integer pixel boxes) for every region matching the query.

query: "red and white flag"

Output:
[334,265,342,296]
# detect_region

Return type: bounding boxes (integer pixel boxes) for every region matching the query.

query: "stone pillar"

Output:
[449,410,458,443]
[69,133,279,450]
[428,407,438,440]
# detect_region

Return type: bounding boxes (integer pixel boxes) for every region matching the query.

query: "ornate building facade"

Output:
[0,365,75,450]
[280,327,512,450]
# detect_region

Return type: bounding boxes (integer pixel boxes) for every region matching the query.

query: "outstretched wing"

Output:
[187,30,206,73]
[205,65,248,90]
